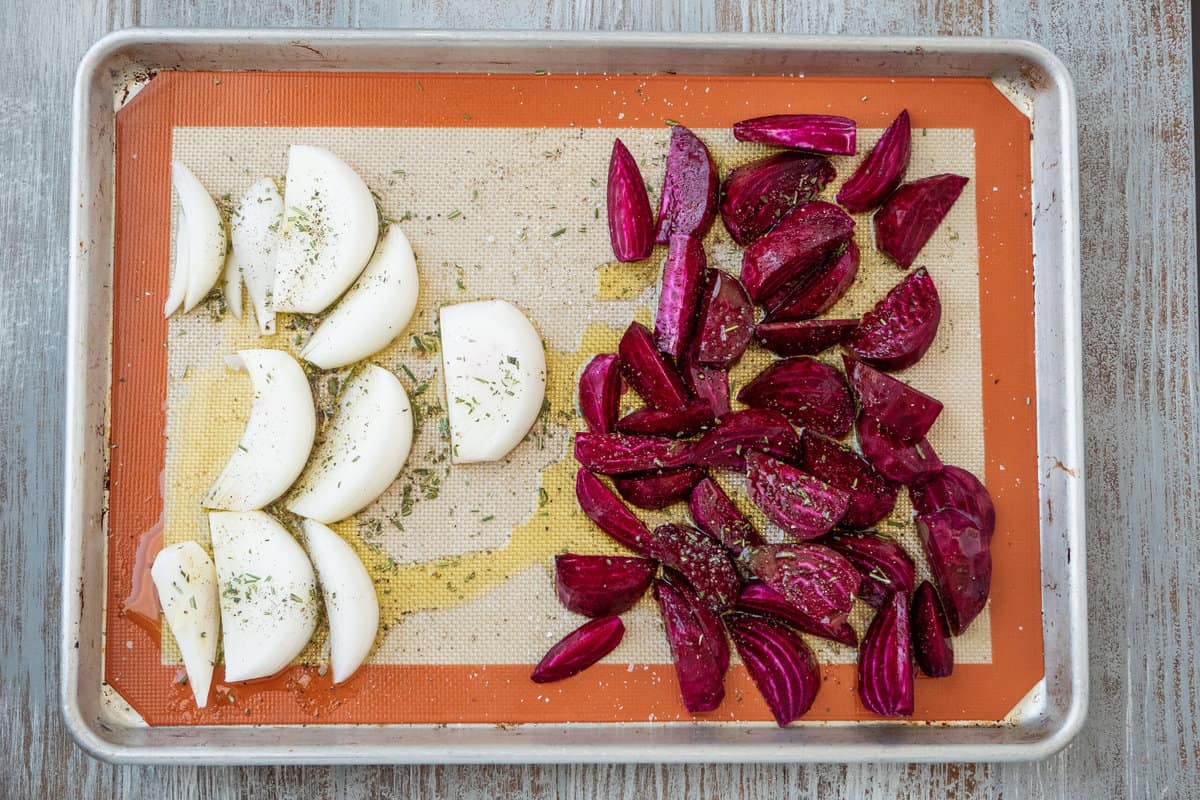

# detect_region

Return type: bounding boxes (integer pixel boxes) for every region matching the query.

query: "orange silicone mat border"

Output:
[105,72,1041,725]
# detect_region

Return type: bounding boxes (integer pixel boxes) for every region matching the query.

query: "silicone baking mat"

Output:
[105,71,1040,725]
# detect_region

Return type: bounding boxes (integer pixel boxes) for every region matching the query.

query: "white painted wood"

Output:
[2,0,1194,796]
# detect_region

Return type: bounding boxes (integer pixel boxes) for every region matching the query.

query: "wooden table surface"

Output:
[3,0,1195,797]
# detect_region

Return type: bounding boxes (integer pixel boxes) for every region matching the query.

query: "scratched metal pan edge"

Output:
[63,28,1085,765]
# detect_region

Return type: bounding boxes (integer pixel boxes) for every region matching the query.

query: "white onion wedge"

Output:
[301,519,380,684]
[228,177,283,334]
[209,511,319,683]
[165,160,227,317]
[286,365,413,524]
[439,300,547,463]
[299,224,419,369]
[150,541,220,708]
[203,349,316,511]
[273,145,379,315]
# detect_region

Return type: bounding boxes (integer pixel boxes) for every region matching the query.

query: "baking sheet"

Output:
[65,30,1085,763]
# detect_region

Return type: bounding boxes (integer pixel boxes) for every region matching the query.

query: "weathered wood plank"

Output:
[1,0,1194,797]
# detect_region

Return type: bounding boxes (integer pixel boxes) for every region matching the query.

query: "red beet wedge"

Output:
[855,415,942,486]
[578,354,622,434]
[755,318,859,357]
[744,543,860,632]
[916,508,991,635]
[800,430,898,529]
[575,468,655,555]
[847,267,941,371]
[843,355,943,443]
[688,477,765,553]
[765,240,860,322]
[911,580,954,678]
[909,465,996,539]
[574,432,694,475]
[822,531,915,609]
[690,408,803,471]
[662,569,730,673]
[746,452,851,540]
[726,612,822,726]
[733,114,857,156]
[874,173,968,268]
[648,523,741,611]
[741,201,856,303]
[682,355,731,418]
[836,110,912,213]
[607,139,654,262]
[654,234,707,358]
[616,401,714,438]
[693,269,755,368]
[554,554,657,617]
[654,577,726,712]
[655,125,719,243]
[737,357,855,438]
[531,615,625,683]
[720,152,836,245]
[619,321,691,411]
[734,581,858,647]
[613,467,705,510]
[857,590,914,717]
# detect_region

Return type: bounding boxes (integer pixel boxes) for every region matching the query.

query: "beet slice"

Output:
[607,138,655,262]
[733,114,857,156]
[734,581,858,646]
[741,201,855,303]
[847,267,941,371]
[855,415,942,485]
[916,508,991,635]
[843,355,943,443]
[736,357,855,438]
[764,240,860,322]
[578,354,622,434]
[618,321,691,411]
[875,173,968,268]
[693,269,755,368]
[653,577,726,712]
[554,554,657,617]
[746,451,851,540]
[654,234,707,358]
[755,318,859,357]
[574,432,694,475]
[744,543,859,631]
[726,612,822,726]
[531,615,625,683]
[719,152,836,245]
[836,109,912,213]
[613,467,705,510]
[616,401,714,438]
[654,125,719,243]
[822,531,915,608]
[688,477,765,553]
[682,355,731,418]
[690,408,802,471]
[800,430,898,529]
[575,468,655,554]
[857,590,914,717]
[909,465,996,538]
[648,523,741,611]
[911,580,954,678]
[661,569,730,673]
